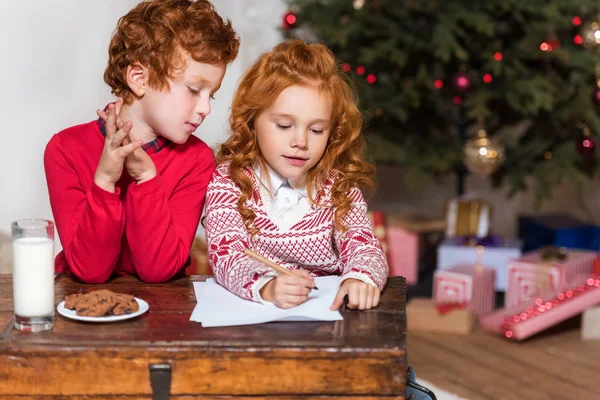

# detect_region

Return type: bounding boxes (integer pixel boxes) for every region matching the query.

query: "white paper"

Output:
[190,276,344,327]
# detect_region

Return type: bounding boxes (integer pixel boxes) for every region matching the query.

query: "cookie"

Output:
[64,293,84,310]
[111,297,139,315]
[75,290,117,317]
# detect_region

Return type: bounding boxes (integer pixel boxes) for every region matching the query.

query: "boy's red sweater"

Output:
[44,120,215,283]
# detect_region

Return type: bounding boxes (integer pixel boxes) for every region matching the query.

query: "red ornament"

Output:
[593,87,600,105]
[574,35,584,45]
[483,74,493,83]
[540,42,551,51]
[573,16,582,26]
[434,79,444,89]
[453,73,470,92]
[366,74,377,84]
[577,135,596,157]
[453,96,462,105]
[282,11,297,29]
[341,63,351,72]
[356,66,366,75]
[494,52,503,61]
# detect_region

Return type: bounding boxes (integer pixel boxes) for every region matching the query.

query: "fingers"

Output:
[114,97,124,115]
[340,281,381,311]
[116,137,143,158]
[110,121,133,149]
[330,287,347,311]
[373,289,380,308]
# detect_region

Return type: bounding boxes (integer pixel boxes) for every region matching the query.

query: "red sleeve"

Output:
[44,135,125,283]
[124,147,216,283]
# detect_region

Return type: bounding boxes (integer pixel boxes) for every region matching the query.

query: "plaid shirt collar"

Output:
[96,110,170,155]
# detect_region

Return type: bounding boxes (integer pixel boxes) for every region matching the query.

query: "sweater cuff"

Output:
[253,274,278,304]
[339,270,379,291]
[91,182,121,204]
[128,174,162,197]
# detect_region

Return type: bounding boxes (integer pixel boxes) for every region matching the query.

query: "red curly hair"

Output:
[104,0,239,104]
[217,40,375,234]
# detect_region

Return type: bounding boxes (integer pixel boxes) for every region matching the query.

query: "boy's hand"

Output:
[330,278,380,311]
[259,270,316,309]
[94,102,143,193]
[97,98,157,185]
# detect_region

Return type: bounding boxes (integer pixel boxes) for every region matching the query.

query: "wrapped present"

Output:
[593,256,600,276]
[582,306,600,341]
[506,248,596,307]
[434,258,496,316]
[369,210,389,259]
[386,214,445,285]
[187,237,212,275]
[437,238,522,290]
[407,298,474,334]
[480,276,600,341]
[518,214,600,252]
[445,198,492,238]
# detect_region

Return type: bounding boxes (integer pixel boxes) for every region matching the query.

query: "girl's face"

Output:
[254,85,332,188]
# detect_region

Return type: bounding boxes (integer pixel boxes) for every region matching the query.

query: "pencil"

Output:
[243,248,318,290]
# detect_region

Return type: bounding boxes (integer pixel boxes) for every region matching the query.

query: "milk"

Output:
[12,237,55,317]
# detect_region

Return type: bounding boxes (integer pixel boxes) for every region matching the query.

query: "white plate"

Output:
[56,297,149,322]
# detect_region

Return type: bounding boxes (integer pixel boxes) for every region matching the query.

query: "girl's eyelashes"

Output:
[276,123,291,130]
[311,128,324,134]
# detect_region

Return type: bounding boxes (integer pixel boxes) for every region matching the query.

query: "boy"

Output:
[44,0,239,283]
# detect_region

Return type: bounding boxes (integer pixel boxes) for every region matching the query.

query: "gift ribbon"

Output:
[435,302,468,315]
[453,234,503,247]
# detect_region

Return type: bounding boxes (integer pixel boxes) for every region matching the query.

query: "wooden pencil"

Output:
[243,248,318,290]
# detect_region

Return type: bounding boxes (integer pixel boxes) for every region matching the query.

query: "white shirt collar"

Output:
[252,163,307,198]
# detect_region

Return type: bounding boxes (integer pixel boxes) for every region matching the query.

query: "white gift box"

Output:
[437,238,522,291]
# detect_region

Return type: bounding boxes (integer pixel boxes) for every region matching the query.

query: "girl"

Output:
[204,40,388,310]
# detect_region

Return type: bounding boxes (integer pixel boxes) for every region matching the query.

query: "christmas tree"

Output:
[284,0,600,198]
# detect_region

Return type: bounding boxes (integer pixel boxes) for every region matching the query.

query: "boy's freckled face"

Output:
[140,55,226,144]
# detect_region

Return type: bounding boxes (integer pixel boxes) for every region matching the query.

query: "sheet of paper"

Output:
[190,276,343,327]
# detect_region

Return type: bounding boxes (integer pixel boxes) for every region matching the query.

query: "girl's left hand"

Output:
[330,278,380,311]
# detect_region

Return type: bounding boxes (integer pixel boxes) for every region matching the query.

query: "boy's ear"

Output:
[126,63,149,97]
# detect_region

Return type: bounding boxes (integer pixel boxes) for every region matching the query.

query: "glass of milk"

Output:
[11,219,55,332]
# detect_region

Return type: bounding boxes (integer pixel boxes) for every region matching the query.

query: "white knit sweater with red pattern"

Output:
[204,162,389,302]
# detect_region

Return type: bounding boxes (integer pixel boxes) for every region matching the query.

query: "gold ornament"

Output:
[581,16,600,49]
[463,128,505,176]
[353,0,365,10]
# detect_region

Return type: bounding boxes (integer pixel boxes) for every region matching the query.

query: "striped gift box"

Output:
[433,265,496,316]
[506,250,596,308]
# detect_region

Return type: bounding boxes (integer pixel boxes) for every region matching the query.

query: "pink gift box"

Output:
[481,276,600,340]
[387,226,419,285]
[433,265,496,316]
[386,215,445,285]
[506,250,596,308]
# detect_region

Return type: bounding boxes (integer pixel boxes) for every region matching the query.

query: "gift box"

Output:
[437,238,522,291]
[407,298,475,334]
[386,214,445,285]
[582,306,600,341]
[480,276,600,340]
[506,249,596,308]
[518,214,600,252]
[445,198,492,238]
[433,263,496,316]
[187,237,212,275]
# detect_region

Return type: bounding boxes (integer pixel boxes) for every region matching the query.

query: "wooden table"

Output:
[0,274,407,399]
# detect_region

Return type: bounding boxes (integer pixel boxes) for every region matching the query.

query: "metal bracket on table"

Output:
[149,363,172,400]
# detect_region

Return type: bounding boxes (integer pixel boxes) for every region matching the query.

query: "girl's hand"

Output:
[260,270,316,309]
[330,278,380,311]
